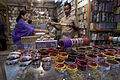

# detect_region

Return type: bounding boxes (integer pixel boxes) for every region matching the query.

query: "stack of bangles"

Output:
[41,52,49,58]
[88,62,98,70]
[98,61,110,70]
[55,64,66,73]
[76,55,87,63]
[77,60,88,71]
[86,54,98,62]
[68,52,78,62]
[103,52,115,60]
[66,64,78,73]
[59,52,68,60]
[47,48,56,53]
[60,39,72,48]
[49,53,58,62]
[55,59,65,65]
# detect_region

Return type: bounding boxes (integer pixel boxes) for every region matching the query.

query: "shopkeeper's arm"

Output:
[50,22,61,30]
[34,29,49,33]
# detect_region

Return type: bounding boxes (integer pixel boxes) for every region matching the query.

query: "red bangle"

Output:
[41,52,49,58]
[47,48,56,53]
[86,54,98,62]
[76,56,87,63]
[77,60,88,71]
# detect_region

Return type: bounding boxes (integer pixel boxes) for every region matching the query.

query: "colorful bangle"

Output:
[88,62,98,70]
[77,60,88,71]
[76,55,87,63]
[66,64,78,73]
[55,64,66,72]
[107,60,119,68]
[98,54,107,61]
[118,37,120,44]
[49,53,58,62]
[59,52,68,60]
[113,37,118,43]
[55,59,65,65]
[41,52,49,58]
[86,54,98,62]
[47,48,56,53]
[98,61,110,71]
[68,52,78,62]
[103,52,115,60]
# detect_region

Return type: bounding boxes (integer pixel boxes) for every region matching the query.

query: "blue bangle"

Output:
[113,37,118,43]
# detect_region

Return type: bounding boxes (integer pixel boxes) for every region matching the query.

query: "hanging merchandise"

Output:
[60,38,90,48]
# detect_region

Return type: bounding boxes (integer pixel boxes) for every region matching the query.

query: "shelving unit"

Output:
[0,0,9,35]
[77,0,89,37]
[114,0,120,30]
[89,0,118,45]
[8,6,25,31]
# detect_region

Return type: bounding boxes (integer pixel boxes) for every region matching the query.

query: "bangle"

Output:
[66,64,78,73]
[103,52,115,60]
[88,62,98,70]
[55,64,66,72]
[77,60,88,71]
[76,54,87,63]
[98,54,107,62]
[113,37,118,43]
[47,48,56,53]
[49,53,58,62]
[86,54,98,62]
[55,59,64,65]
[68,52,78,62]
[107,60,119,68]
[41,52,49,58]
[59,52,68,60]
[98,61,110,71]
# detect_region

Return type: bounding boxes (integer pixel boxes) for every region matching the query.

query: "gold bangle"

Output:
[88,62,98,70]
[103,52,115,60]
[58,52,68,60]
[49,53,58,62]
[55,64,66,72]
[66,64,78,73]
[55,59,65,65]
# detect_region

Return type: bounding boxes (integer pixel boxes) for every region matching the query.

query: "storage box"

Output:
[36,40,57,49]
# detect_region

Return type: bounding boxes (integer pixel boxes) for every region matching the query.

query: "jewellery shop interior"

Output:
[0,0,120,80]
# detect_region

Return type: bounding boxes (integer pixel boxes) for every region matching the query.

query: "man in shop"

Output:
[50,2,79,39]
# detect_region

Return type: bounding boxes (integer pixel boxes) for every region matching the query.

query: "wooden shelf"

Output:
[96,0,114,3]
[92,10,114,13]
[90,30,113,32]
[90,21,116,23]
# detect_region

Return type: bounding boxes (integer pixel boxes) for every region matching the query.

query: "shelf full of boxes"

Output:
[8,6,25,32]
[89,0,118,45]
[32,7,49,29]
[114,0,120,31]
[77,0,90,37]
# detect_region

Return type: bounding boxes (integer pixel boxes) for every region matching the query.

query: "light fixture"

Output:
[37,0,41,1]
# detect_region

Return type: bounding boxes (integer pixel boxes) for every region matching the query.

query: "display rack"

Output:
[8,6,25,31]
[77,0,89,37]
[89,0,118,45]
[0,0,9,36]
